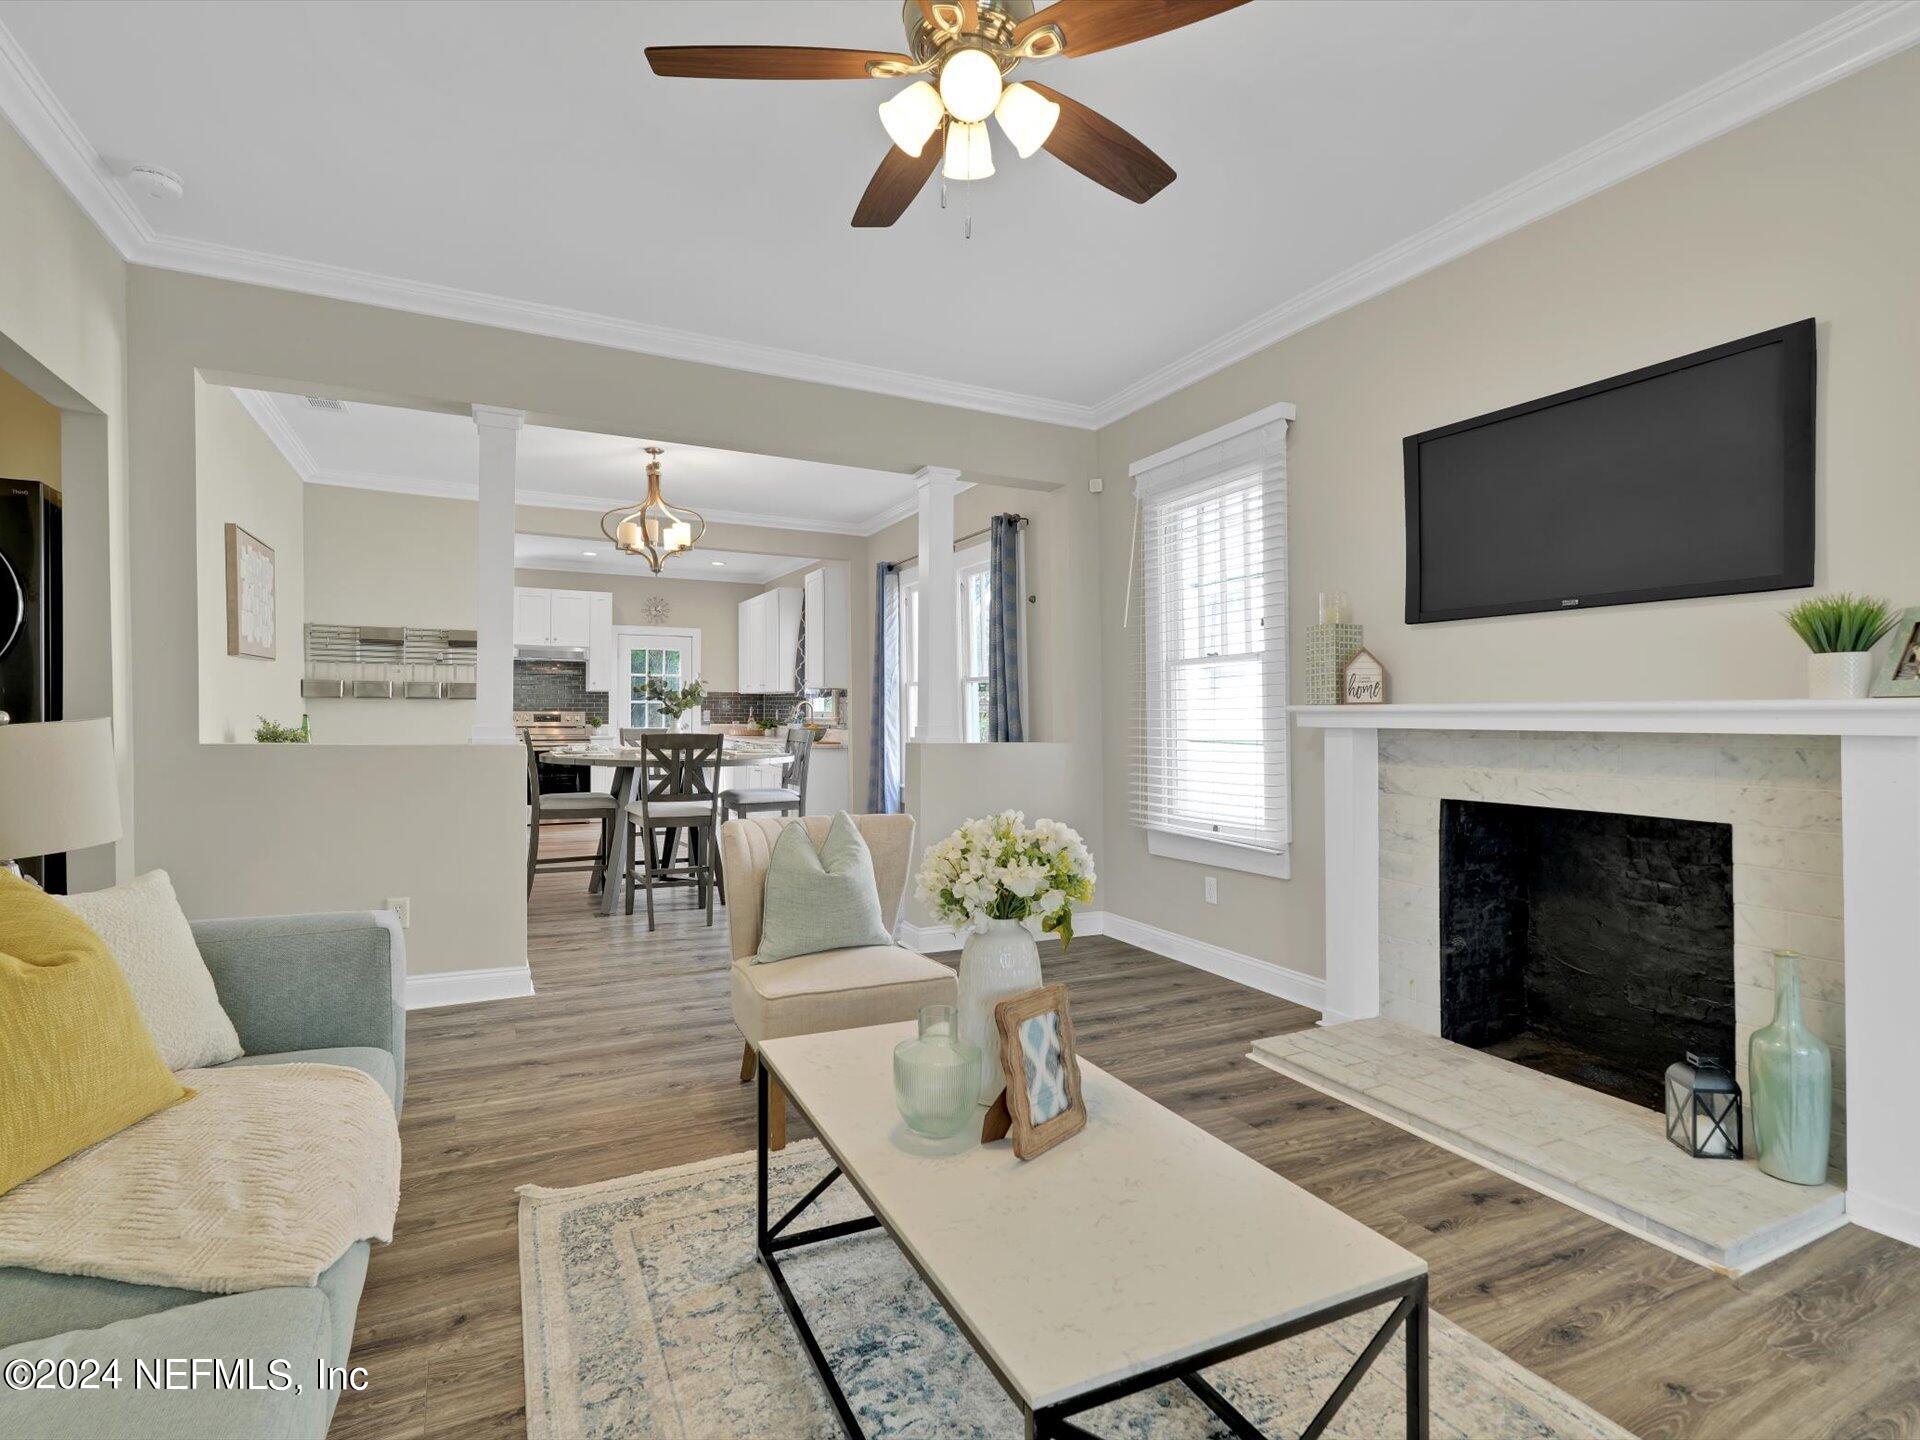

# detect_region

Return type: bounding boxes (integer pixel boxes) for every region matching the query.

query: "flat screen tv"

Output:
[1404,319,1814,624]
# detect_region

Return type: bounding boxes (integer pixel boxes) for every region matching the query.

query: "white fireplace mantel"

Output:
[1293,697,1920,1252]
[1294,698,1920,737]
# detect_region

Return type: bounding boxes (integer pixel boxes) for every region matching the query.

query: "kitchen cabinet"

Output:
[585,592,614,693]
[514,585,600,651]
[737,588,803,693]
[802,565,850,691]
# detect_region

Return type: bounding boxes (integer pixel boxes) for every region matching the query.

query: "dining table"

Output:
[542,742,795,916]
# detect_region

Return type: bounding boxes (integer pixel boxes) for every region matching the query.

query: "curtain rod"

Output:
[883,513,1026,571]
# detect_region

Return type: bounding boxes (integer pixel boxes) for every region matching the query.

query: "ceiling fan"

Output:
[645,0,1250,226]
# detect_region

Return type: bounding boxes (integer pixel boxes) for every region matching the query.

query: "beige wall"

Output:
[0,362,61,490]
[0,113,131,891]
[1092,47,1920,979]
[515,565,761,694]
[196,379,306,742]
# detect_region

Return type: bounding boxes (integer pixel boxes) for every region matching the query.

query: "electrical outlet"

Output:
[1204,876,1218,905]
[386,896,412,929]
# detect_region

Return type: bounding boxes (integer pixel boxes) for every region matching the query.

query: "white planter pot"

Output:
[1807,651,1874,700]
[955,917,1043,1103]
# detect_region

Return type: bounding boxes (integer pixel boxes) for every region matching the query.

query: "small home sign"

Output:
[1342,647,1386,704]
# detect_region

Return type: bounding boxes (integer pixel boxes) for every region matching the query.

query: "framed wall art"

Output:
[225,523,276,660]
[1870,607,1920,697]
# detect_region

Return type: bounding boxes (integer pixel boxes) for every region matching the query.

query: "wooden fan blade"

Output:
[1015,0,1249,58]
[1027,83,1175,203]
[645,46,911,80]
[852,144,941,227]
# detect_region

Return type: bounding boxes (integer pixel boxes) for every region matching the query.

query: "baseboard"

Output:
[1847,1189,1920,1251]
[896,911,1108,955]
[404,965,536,1010]
[1100,913,1326,1013]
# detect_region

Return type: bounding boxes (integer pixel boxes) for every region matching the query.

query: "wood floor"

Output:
[332,824,1920,1440]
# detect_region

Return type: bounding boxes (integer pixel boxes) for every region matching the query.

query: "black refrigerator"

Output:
[1,478,63,888]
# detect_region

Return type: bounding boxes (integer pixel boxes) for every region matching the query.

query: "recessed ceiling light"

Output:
[582,550,598,557]
[710,560,726,567]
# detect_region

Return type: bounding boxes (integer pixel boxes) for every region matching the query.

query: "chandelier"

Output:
[599,446,707,574]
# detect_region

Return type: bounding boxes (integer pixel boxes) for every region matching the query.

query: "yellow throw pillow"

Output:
[0,872,190,1196]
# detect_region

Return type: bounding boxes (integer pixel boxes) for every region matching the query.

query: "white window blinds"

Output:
[1132,411,1290,856]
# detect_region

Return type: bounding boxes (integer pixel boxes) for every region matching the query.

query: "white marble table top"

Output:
[759,1021,1426,1409]
[543,745,791,767]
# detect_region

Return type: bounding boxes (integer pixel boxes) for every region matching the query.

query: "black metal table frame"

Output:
[755,1064,1430,1440]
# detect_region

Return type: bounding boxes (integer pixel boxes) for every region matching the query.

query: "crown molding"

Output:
[230,389,320,478]
[7,5,1917,434]
[1086,1,1920,425]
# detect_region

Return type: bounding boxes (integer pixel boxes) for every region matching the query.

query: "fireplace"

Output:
[1439,799,1735,1110]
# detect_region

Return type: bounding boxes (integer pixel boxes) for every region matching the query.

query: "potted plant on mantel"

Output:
[1784,593,1896,700]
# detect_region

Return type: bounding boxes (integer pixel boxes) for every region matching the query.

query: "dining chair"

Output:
[625,732,725,930]
[523,734,617,897]
[720,726,814,822]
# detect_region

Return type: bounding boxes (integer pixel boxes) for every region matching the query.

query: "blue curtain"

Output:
[867,563,904,812]
[988,514,1025,742]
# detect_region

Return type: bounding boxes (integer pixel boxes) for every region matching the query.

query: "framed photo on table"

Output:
[992,984,1087,1160]
[1871,607,1920,697]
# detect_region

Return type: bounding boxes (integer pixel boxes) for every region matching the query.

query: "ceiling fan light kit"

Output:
[994,80,1059,158]
[599,447,708,575]
[645,0,1250,226]
[878,80,945,157]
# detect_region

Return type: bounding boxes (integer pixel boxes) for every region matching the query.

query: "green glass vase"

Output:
[1748,950,1832,1185]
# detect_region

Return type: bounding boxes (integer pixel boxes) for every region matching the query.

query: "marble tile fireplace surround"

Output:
[1292,701,1920,1257]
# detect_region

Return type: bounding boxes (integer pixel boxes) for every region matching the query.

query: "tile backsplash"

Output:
[512,660,845,730]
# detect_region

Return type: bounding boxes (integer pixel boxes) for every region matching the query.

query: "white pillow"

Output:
[58,870,243,1070]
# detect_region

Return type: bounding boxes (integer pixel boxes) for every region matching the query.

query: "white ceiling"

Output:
[2,1,1905,424]
[514,534,812,585]
[240,388,924,535]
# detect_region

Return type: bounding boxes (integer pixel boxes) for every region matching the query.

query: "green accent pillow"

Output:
[753,813,894,963]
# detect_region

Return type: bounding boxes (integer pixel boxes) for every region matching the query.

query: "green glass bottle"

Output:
[1749,950,1832,1185]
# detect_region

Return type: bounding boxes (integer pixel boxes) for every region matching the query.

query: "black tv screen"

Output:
[1404,320,1814,623]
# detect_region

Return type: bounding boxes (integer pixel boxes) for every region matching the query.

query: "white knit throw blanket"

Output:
[0,1063,400,1293]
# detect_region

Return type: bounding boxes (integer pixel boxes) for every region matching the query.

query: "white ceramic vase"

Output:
[1807,651,1873,700]
[955,917,1043,1103]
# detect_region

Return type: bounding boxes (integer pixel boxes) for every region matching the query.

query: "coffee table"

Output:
[756,1022,1430,1439]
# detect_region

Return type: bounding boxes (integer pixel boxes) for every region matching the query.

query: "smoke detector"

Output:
[126,163,185,201]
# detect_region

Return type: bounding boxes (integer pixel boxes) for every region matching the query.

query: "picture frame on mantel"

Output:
[1870,607,1920,697]
[224,523,276,660]
[986,984,1087,1161]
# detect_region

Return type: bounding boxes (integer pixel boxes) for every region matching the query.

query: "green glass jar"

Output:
[1749,950,1832,1185]
[893,1004,980,1139]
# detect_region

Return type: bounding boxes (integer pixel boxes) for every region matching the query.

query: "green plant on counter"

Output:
[640,675,707,723]
[1783,593,1896,653]
[754,717,781,734]
[255,715,310,743]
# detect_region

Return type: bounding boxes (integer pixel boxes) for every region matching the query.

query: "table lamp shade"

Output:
[0,719,123,861]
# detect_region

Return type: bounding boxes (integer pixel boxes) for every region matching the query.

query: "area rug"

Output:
[519,1141,1634,1440]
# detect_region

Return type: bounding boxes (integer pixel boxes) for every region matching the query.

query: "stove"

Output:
[515,710,593,794]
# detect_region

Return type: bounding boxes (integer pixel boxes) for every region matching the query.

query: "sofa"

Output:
[0,911,405,1440]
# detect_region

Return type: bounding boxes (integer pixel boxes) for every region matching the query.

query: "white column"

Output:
[1841,733,1920,1248]
[1320,727,1380,1026]
[913,467,965,743]
[471,404,524,744]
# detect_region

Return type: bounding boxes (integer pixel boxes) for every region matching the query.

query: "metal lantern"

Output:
[1664,1052,1743,1159]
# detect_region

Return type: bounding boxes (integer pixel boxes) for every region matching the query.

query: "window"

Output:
[1133,405,1292,877]
[959,549,992,743]
[892,541,993,776]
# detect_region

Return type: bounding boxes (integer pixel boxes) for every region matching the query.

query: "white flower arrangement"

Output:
[914,811,1097,948]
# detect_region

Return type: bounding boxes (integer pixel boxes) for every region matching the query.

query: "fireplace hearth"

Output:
[1439,799,1735,1111]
